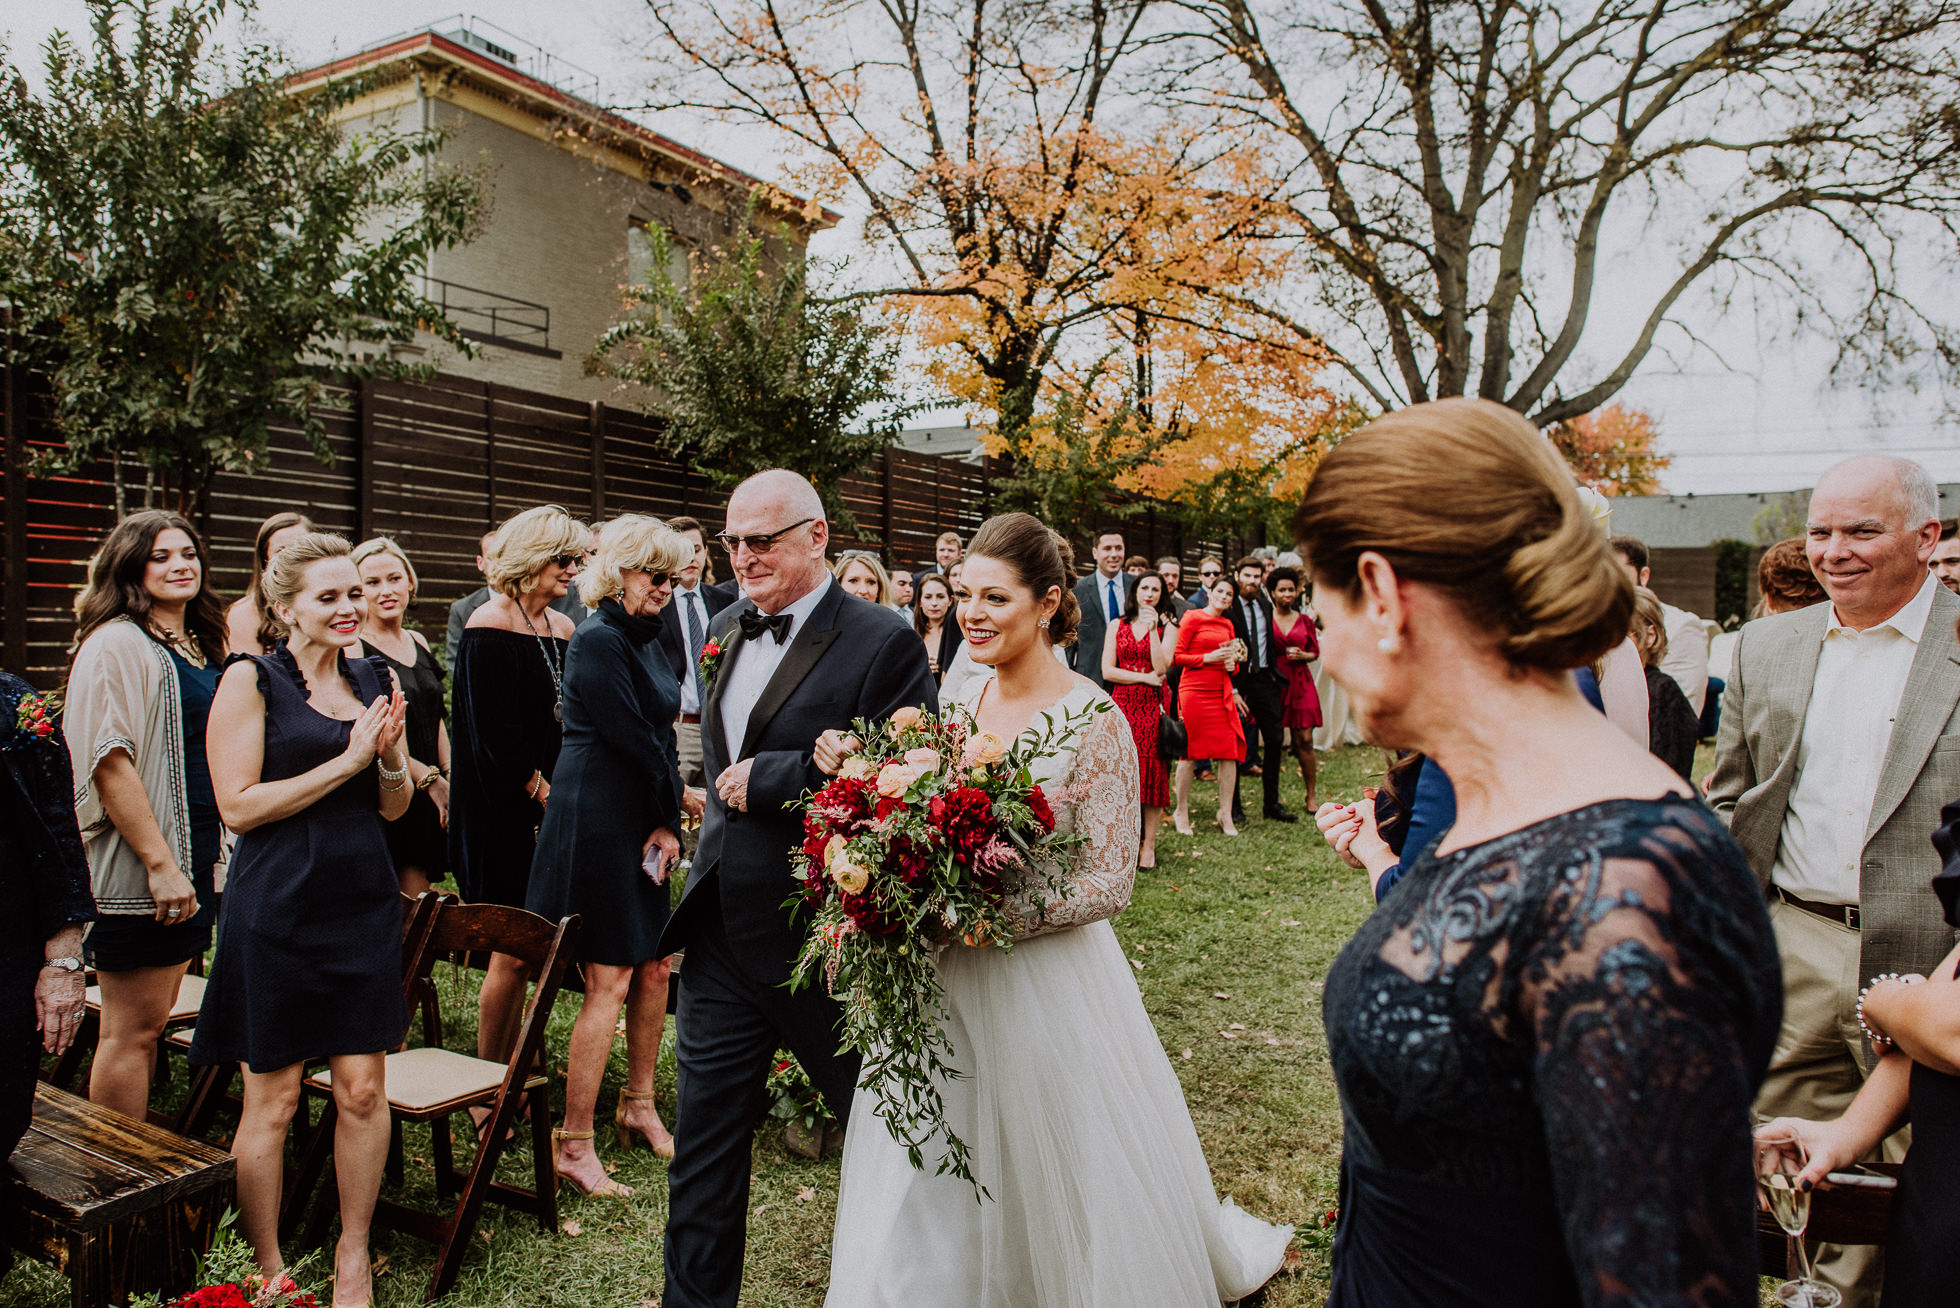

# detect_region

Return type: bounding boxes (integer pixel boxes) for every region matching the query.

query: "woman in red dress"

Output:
[1171,578,1246,836]
[1101,572,1176,868]
[1269,565,1322,809]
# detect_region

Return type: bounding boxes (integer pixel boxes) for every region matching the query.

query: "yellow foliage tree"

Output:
[1547,404,1671,496]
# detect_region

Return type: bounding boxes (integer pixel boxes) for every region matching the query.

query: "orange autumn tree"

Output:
[1547,403,1671,496]
[640,0,1336,514]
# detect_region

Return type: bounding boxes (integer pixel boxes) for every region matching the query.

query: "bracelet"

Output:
[526,773,543,800]
[376,755,408,783]
[1858,973,1905,1052]
[415,769,440,792]
[379,774,408,791]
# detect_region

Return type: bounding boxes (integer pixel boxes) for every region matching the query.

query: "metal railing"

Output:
[425,277,551,351]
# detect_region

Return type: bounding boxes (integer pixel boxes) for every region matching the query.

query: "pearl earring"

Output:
[1377,635,1402,655]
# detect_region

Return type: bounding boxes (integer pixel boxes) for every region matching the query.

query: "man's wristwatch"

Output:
[42,956,84,974]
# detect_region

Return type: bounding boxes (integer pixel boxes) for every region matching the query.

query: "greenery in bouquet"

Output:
[785,699,1105,1193]
[129,1209,321,1306]
[765,1050,837,1133]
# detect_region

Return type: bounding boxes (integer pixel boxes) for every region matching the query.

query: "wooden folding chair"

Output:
[172,892,443,1147]
[291,900,580,1302]
[44,973,206,1097]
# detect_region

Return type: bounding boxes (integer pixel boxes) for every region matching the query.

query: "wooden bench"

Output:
[4,1082,236,1308]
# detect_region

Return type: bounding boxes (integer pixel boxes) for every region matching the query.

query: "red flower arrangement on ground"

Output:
[786,699,1103,1192]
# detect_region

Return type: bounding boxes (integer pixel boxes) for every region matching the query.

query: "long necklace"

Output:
[520,607,565,722]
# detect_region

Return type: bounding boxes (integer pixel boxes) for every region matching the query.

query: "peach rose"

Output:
[839,755,876,781]
[876,761,925,798]
[963,731,1008,766]
[830,856,870,895]
[903,746,942,773]
[886,705,925,738]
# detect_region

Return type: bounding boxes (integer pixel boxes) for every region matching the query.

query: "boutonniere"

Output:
[8,689,61,750]
[699,639,726,693]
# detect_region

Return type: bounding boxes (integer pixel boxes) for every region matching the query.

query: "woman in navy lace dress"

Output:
[1295,399,1781,1307]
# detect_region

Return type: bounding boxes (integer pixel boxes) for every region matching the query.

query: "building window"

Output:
[626,223,691,291]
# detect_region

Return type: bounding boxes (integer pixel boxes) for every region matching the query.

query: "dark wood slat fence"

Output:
[3,371,1249,687]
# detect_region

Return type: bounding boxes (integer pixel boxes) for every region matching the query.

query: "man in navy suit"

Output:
[658,471,937,1308]
[657,515,736,787]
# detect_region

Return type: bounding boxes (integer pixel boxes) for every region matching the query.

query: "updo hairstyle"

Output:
[487,505,589,600]
[578,515,693,608]
[1757,537,1827,614]
[351,536,419,598]
[1292,398,1632,672]
[261,532,355,619]
[964,513,1081,648]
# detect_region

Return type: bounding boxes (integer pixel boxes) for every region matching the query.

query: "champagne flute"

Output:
[1759,1130,1840,1308]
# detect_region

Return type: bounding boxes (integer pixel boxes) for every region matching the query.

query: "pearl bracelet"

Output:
[376,755,408,783]
[1858,973,1910,1052]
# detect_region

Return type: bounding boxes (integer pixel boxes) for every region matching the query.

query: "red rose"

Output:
[1027,785,1055,833]
[702,641,721,657]
[873,795,906,822]
[174,1286,252,1308]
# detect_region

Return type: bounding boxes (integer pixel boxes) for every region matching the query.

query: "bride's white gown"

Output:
[826,680,1293,1307]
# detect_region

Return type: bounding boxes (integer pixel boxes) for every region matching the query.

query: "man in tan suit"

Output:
[1708,454,1960,1306]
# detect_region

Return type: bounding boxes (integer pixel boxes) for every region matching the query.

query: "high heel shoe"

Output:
[616,1087,675,1159]
[552,1127,634,1196]
[1172,814,1194,836]
[1216,815,1240,837]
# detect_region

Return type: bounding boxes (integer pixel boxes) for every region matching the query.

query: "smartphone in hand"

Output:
[642,844,669,885]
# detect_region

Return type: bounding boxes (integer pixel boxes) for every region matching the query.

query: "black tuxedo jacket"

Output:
[1227,590,1280,687]
[653,583,735,694]
[657,583,937,980]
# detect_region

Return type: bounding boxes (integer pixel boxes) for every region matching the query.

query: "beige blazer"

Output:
[1707,582,1960,982]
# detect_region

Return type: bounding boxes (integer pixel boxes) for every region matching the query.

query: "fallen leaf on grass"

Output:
[561,1218,582,1236]
[1229,1023,1247,1031]
[1265,1038,1281,1047]
[753,1203,772,1217]
[605,1161,619,1173]
[479,1228,495,1242]
[1211,991,1231,999]
[1130,959,1144,971]
[372,1254,390,1279]
[796,1186,816,1203]
[1219,1030,1240,1040]
[1281,919,1302,927]
[1180,1049,1193,1059]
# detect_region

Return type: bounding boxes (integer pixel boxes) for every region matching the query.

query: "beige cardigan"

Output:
[65,617,193,915]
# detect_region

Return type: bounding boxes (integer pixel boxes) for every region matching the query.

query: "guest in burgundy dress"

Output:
[1269,566,1322,809]
[1171,579,1246,836]
[1101,572,1175,868]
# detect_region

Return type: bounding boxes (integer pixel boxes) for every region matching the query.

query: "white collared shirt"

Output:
[1771,574,1940,904]
[674,583,708,715]
[719,576,834,763]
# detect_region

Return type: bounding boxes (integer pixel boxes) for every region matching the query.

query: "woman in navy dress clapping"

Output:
[194,533,409,1308]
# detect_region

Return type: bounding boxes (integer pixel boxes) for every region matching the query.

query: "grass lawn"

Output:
[9,739,1773,1307]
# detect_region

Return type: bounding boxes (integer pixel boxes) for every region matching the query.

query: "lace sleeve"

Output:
[1519,833,1769,1306]
[1009,702,1140,941]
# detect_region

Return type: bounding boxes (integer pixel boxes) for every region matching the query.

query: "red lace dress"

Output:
[1109,620,1170,807]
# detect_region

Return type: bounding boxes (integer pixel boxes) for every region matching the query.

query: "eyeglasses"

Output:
[1200,569,1221,579]
[644,572,674,588]
[717,518,815,555]
[551,553,582,569]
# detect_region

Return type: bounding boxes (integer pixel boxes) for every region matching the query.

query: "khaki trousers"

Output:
[676,719,706,788]
[1754,898,1909,1308]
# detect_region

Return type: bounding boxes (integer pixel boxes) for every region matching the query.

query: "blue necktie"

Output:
[685,591,706,704]
[1106,578,1119,622]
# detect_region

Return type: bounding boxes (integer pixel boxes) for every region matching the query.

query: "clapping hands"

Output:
[344,690,408,772]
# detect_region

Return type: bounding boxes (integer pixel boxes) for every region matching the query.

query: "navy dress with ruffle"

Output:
[190,646,406,1074]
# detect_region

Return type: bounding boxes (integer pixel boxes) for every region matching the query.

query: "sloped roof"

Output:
[286,29,841,233]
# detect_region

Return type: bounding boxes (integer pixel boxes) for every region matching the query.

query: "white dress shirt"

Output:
[1659,602,1711,716]
[1771,574,1940,904]
[719,577,834,764]
[674,583,709,716]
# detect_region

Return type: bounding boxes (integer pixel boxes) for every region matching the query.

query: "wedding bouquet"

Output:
[786,700,1103,1192]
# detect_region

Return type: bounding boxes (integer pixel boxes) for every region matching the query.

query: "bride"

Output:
[819,513,1293,1306]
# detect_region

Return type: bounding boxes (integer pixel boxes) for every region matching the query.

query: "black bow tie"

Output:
[740,609,794,645]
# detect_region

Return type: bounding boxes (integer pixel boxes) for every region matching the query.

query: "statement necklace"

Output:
[521,608,565,722]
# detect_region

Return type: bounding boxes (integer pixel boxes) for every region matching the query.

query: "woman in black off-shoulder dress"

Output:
[1298,398,1780,1308]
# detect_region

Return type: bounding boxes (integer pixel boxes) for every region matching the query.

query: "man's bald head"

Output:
[1806,454,1941,630]
[1812,454,1939,529]
[729,469,826,526]
[723,468,831,613]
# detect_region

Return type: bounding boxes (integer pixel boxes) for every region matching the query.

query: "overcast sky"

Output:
[9,1,1957,497]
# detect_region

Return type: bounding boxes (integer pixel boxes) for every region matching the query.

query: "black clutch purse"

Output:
[1157,691,1187,763]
